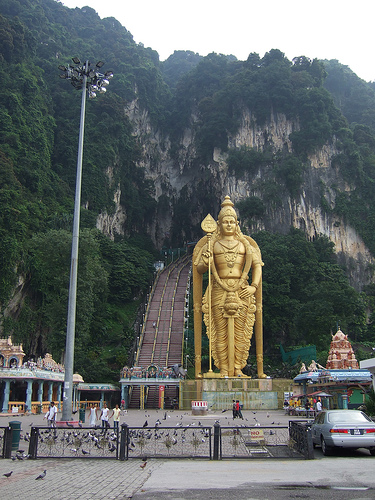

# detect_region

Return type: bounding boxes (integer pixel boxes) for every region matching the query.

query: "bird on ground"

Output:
[82,449,90,455]
[3,471,13,478]
[221,409,227,413]
[143,420,148,428]
[35,470,46,480]
[66,422,74,428]
[140,461,147,469]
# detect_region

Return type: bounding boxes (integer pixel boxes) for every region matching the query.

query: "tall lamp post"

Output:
[58,58,113,421]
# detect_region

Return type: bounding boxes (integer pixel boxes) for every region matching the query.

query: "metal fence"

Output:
[121,425,212,460]
[288,420,314,460]
[1,426,13,459]
[218,425,304,459]
[2,421,313,460]
[28,426,120,459]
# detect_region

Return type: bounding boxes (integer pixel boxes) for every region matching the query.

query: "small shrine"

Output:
[0,336,25,368]
[326,327,359,370]
[293,328,370,410]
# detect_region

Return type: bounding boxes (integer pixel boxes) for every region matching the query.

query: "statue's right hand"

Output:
[201,250,212,266]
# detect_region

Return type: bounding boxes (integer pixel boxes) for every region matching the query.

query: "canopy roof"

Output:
[294,368,372,384]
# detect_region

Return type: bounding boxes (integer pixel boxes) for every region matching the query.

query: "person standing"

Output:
[100,402,112,431]
[232,399,237,419]
[236,400,244,420]
[113,404,121,431]
[89,405,97,427]
[44,401,57,427]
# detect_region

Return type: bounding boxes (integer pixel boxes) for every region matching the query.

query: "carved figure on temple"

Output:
[193,196,266,378]
[307,360,325,372]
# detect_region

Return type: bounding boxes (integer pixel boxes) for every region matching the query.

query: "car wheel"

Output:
[321,436,333,456]
[369,448,375,456]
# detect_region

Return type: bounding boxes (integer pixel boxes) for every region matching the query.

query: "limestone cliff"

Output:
[99,97,373,290]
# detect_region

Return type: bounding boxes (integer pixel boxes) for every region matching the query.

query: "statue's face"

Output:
[220,215,237,236]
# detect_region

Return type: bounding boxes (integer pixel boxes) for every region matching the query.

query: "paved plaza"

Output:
[0,409,374,499]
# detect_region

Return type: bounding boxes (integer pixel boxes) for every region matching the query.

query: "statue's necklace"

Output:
[218,240,240,268]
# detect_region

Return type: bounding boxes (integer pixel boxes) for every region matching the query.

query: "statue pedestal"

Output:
[180,378,292,410]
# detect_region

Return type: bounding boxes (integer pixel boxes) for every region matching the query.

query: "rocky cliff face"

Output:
[99,99,374,290]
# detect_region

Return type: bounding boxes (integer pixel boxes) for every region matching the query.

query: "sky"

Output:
[61,0,375,82]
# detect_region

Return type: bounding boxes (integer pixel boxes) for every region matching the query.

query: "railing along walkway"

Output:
[19,422,313,460]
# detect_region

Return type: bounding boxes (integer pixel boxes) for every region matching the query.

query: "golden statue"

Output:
[193,196,266,378]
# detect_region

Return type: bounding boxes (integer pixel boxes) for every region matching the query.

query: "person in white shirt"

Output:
[89,405,97,427]
[100,402,112,431]
[112,404,121,431]
[44,401,58,427]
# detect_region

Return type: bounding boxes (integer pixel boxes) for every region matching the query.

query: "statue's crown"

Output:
[218,196,237,221]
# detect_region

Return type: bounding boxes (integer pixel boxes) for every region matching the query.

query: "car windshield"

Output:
[328,411,372,424]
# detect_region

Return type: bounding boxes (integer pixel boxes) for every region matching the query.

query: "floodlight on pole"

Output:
[58,58,113,421]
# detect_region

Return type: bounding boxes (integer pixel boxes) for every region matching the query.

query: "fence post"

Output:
[3,427,13,459]
[28,427,39,459]
[289,421,314,460]
[213,423,220,460]
[119,423,128,461]
[305,427,314,460]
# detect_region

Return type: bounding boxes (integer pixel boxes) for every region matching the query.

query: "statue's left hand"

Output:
[239,285,256,299]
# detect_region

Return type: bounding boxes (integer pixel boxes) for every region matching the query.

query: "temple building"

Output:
[0,337,65,413]
[326,328,359,370]
[293,328,371,410]
[0,336,120,414]
[0,336,25,368]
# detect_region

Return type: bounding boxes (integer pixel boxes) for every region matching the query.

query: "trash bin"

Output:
[79,408,85,423]
[9,421,21,452]
[36,404,42,415]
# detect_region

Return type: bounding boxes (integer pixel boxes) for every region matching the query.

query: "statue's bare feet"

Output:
[258,372,267,379]
[234,369,244,376]
[220,369,228,377]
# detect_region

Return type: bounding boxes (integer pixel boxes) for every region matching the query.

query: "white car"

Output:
[311,409,375,456]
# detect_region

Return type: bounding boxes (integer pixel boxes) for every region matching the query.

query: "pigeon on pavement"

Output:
[3,471,13,478]
[36,470,47,480]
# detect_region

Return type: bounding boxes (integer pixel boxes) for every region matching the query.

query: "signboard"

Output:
[250,429,264,441]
